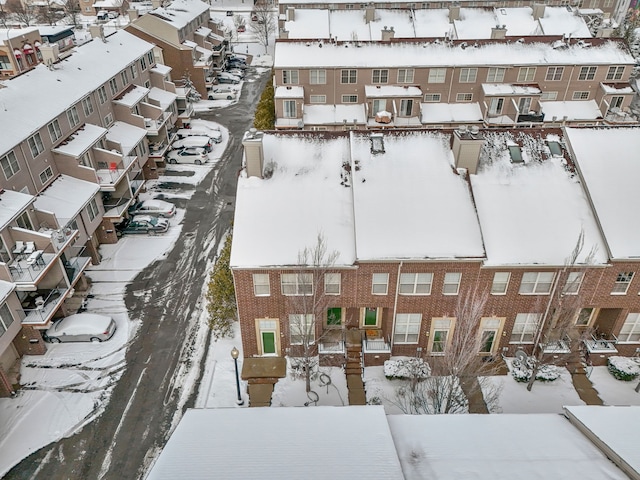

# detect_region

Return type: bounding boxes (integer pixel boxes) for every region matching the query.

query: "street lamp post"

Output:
[230,346,244,405]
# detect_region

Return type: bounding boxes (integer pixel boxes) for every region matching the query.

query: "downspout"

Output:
[390,261,403,351]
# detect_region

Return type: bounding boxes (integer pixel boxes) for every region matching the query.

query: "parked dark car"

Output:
[116,215,169,235]
[226,10,233,16]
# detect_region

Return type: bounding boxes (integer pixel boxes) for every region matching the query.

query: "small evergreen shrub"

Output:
[384,358,430,380]
[607,356,640,381]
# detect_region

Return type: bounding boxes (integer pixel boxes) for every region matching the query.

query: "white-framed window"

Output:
[81,96,94,116]
[443,272,461,295]
[253,273,270,296]
[397,68,414,83]
[97,85,108,104]
[283,100,297,118]
[517,67,537,82]
[0,303,16,336]
[87,197,99,221]
[372,69,389,84]
[572,91,590,100]
[612,272,634,294]
[609,96,624,111]
[282,69,299,84]
[517,97,532,113]
[479,317,502,354]
[399,273,432,295]
[541,91,558,101]
[147,51,154,66]
[519,272,555,294]
[309,69,326,84]
[342,95,358,103]
[563,271,584,294]
[0,151,19,179]
[603,0,612,5]
[546,66,564,81]
[459,68,477,83]
[578,66,597,80]
[486,67,506,82]
[109,77,118,95]
[144,80,151,89]
[120,69,129,85]
[424,93,441,102]
[428,68,446,83]
[489,97,504,115]
[456,93,473,102]
[281,273,313,295]
[619,313,640,342]
[372,273,389,295]
[491,272,510,295]
[67,106,80,127]
[394,313,421,344]
[510,313,540,343]
[372,99,386,114]
[103,113,113,127]
[324,273,341,295]
[400,99,413,116]
[575,307,595,326]
[430,317,454,354]
[28,133,44,158]
[130,64,138,79]
[140,54,147,70]
[47,119,62,142]
[39,166,53,184]
[289,314,315,345]
[310,95,326,104]
[341,69,357,84]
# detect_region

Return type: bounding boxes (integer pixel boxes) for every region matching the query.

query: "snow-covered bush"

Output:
[607,356,640,381]
[384,357,430,380]
[536,364,561,382]
[510,358,560,382]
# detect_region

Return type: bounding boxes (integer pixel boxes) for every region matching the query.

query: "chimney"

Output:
[532,3,545,20]
[490,25,507,39]
[381,26,395,41]
[365,4,375,23]
[286,7,295,21]
[89,25,105,42]
[451,125,484,174]
[151,0,162,9]
[243,129,265,178]
[279,28,289,39]
[39,42,59,66]
[449,5,460,22]
[128,8,139,21]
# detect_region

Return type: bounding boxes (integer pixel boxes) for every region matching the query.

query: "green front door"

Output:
[262,331,276,355]
[364,307,378,326]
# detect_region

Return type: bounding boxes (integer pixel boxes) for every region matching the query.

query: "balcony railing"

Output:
[517,112,545,123]
[20,286,68,326]
[364,335,391,353]
[319,341,345,354]
[584,334,618,354]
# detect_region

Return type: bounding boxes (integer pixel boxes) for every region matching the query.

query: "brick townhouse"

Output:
[0,29,182,396]
[231,126,640,370]
[272,36,637,130]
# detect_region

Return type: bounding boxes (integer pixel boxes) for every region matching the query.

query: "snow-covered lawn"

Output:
[364,366,410,414]
[0,119,227,477]
[589,366,640,406]
[271,359,348,407]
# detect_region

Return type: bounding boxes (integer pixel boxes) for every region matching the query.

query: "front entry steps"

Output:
[345,330,366,405]
[241,357,287,407]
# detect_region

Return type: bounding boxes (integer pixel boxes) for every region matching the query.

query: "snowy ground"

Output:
[589,366,640,406]
[0,120,226,478]
[271,359,348,407]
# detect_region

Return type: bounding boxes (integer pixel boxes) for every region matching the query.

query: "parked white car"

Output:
[226,68,245,79]
[44,314,116,343]
[175,127,222,144]
[208,88,236,100]
[128,199,176,218]
[171,136,213,152]
[166,147,208,165]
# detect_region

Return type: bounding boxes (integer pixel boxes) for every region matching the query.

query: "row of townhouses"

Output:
[272,36,637,130]
[0,28,184,397]
[231,126,640,372]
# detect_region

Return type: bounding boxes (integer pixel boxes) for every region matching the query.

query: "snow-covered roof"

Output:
[274,39,633,69]
[148,86,177,108]
[0,30,155,157]
[564,406,640,480]
[147,406,404,480]
[231,134,357,267]
[33,175,100,226]
[540,100,602,121]
[350,131,484,260]
[0,27,39,45]
[539,7,592,37]
[601,83,634,94]
[564,127,640,260]
[106,121,148,155]
[0,280,14,303]
[302,104,366,125]
[151,64,172,76]
[274,86,304,98]
[482,83,541,95]
[387,413,629,480]
[114,85,150,108]
[148,0,210,30]
[365,85,422,97]
[471,132,608,266]
[52,124,107,157]
[0,190,34,231]
[37,26,74,37]
[420,102,483,123]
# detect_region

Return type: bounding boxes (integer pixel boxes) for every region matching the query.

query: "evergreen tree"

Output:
[206,231,237,339]
[253,79,275,130]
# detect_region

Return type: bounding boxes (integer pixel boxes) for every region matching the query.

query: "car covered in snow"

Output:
[208,88,237,100]
[166,147,208,165]
[171,136,213,152]
[175,127,222,144]
[116,215,170,235]
[44,313,116,343]
[128,199,176,218]
[216,72,241,84]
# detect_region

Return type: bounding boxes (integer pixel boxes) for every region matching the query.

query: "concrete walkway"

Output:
[241,357,287,407]
[345,331,366,405]
[569,364,604,406]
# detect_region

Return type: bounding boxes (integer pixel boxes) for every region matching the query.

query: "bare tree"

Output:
[6,0,37,26]
[524,231,597,391]
[61,0,81,27]
[391,288,502,414]
[250,0,276,53]
[37,0,58,26]
[286,233,339,393]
